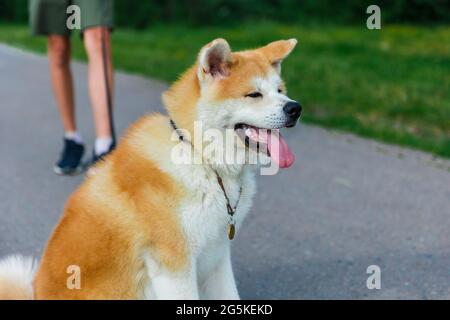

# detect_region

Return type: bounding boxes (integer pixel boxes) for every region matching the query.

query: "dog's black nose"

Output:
[283,101,302,119]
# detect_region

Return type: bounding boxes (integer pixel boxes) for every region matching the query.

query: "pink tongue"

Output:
[256,129,295,168]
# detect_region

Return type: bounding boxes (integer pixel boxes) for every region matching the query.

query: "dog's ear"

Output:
[259,39,298,73]
[198,38,232,82]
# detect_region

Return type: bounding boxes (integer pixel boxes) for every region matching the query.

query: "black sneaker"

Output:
[53,138,85,175]
[85,142,116,172]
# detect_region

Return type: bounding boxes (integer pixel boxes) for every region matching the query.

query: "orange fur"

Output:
[34,115,187,299]
[258,39,298,64]
[216,51,271,100]
[163,66,200,137]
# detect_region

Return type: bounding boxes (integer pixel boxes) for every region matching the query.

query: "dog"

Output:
[0,38,301,299]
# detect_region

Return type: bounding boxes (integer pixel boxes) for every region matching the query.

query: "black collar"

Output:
[170,119,184,141]
[169,118,242,240]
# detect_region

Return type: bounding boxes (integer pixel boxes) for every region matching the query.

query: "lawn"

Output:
[0,23,449,158]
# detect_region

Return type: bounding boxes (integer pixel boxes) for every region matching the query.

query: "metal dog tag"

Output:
[228,223,236,240]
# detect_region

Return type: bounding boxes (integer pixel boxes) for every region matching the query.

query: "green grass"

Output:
[1,23,449,158]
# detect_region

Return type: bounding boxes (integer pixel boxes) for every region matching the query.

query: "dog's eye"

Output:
[245,92,263,98]
[278,88,283,93]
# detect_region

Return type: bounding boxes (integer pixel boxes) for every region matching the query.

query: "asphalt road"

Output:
[1,44,450,299]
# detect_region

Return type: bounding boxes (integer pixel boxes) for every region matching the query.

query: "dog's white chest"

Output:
[139,165,257,299]
[178,167,256,254]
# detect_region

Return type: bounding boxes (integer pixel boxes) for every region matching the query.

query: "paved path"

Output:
[1,44,450,299]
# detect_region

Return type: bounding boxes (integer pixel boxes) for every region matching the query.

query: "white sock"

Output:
[64,131,83,144]
[95,137,113,156]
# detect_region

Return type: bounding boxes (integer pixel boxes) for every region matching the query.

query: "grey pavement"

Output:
[1,43,450,299]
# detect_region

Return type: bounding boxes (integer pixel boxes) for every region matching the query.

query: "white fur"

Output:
[195,71,296,171]
[199,72,294,133]
[140,123,256,299]
[0,255,38,299]
[145,153,255,299]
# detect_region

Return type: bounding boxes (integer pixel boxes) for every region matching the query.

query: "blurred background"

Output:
[1,1,450,299]
[2,0,450,26]
[1,0,449,158]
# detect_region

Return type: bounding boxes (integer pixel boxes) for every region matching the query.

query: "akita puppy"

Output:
[0,38,301,299]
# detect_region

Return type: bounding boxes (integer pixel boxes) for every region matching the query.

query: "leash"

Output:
[170,119,242,240]
[101,27,116,147]
[216,173,242,240]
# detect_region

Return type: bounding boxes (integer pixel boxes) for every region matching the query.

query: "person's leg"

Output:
[47,35,78,135]
[48,35,85,175]
[83,26,114,155]
[30,0,85,174]
[48,36,85,175]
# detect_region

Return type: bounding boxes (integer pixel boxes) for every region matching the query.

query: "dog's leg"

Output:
[200,246,240,300]
[151,265,199,300]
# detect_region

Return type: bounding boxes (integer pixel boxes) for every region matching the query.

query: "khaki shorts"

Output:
[30,0,114,36]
